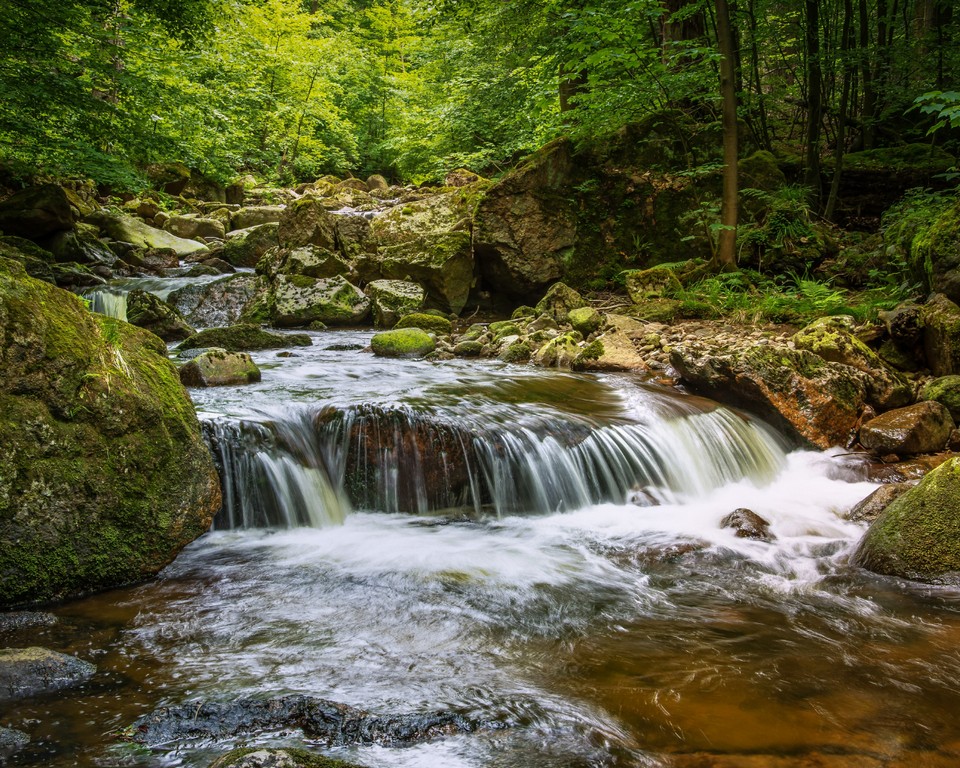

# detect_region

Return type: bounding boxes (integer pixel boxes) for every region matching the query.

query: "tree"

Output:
[715,0,739,271]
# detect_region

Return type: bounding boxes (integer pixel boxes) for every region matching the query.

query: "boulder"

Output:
[178,324,311,352]
[0,185,74,239]
[370,328,435,358]
[922,293,960,376]
[720,508,773,541]
[370,189,475,247]
[859,401,954,456]
[277,199,337,250]
[853,456,960,582]
[909,195,960,304]
[253,274,370,327]
[474,139,574,299]
[283,245,354,280]
[145,162,191,195]
[168,274,260,328]
[0,647,95,700]
[85,211,209,258]
[231,206,285,231]
[625,266,683,302]
[125,289,196,342]
[365,280,425,328]
[45,224,117,266]
[844,482,915,523]
[791,316,912,410]
[533,331,582,369]
[366,174,390,192]
[179,349,261,387]
[379,232,474,314]
[0,258,220,606]
[0,726,28,758]
[573,329,649,372]
[922,375,960,421]
[567,306,603,335]
[163,215,225,242]
[333,214,375,261]
[222,223,279,268]
[395,312,452,335]
[670,342,869,449]
[534,282,587,323]
[0,238,55,284]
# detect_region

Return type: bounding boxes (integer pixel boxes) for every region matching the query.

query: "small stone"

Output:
[720,508,774,541]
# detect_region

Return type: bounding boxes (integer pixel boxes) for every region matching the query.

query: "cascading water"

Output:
[84,287,128,320]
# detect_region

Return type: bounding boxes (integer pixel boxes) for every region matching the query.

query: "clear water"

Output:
[6,331,960,768]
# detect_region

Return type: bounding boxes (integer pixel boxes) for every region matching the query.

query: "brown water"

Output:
[4,334,960,768]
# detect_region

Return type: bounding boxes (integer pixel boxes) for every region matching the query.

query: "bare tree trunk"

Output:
[715,0,738,272]
[825,0,854,221]
[804,0,823,207]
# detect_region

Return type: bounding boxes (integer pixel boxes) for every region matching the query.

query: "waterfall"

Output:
[85,289,128,320]
[204,400,786,528]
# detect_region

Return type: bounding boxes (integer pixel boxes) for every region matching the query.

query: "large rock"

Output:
[163,215,225,242]
[222,223,279,268]
[85,211,209,258]
[370,189,476,247]
[534,282,587,323]
[0,258,220,606]
[474,139,574,299]
[178,324,311,352]
[379,232,474,314]
[845,483,915,523]
[168,274,260,328]
[0,647,95,699]
[573,329,649,372]
[922,293,960,376]
[277,198,337,250]
[45,224,117,266]
[231,206,285,231]
[365,280,425,328]
[922,375,960,421]
[370,328,435,358]
[247,274,370,327]
[179,349,261,387]
[791,316,911,410]
[283,245,354,280]
[125,289,195,341]
[0,185,74,239]
[853,456,960,582]
[909,195,960,304]
[670,341,869,449]
[859,401,954,455]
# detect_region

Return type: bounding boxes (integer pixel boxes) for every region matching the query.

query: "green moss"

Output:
[178,324,312,352]
[370,328,435,357]
[394,312,452,335]
[500,340,532,363]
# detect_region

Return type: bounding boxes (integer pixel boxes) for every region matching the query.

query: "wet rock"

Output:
[854,456,960,582]
[178,324,311,353]
[859,401,954,456]
[222,223,279,268]
[0,258,220,606]
[209,747,365,768]
[573,330,649,373]
[0,185,74,239]
[85,211,209,258]
[922,375,960,422]
[720,508,774,541]
[370,328,435,358]
[365,280,425,328]
[179,349,261,387]
[0,647,95,699]
[791,316,911,410]
[0,726,29,758]
[671,341,869,449]
[844,482,915,523]
[199,257,236,275]
[379,232,474,315]
[168,273,260,328]
[395,312,452,335]
[533,331,582,369]
[534,282,587,324]
[922,292,960,376]
[866,451,960,483]
[879,301,923,350]
[45,224,117,266]
[130,694,480,748]
[0,612,57,633]
[232,206,285,231]
[125,289,195,342]
[257,274,370,328]
[51,262,106,289]
[163,215,225,242]
[453,340,483,357]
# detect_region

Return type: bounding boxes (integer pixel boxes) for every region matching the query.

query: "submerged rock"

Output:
[0,726,29,758]
[859,402,954,456]
[854,456,960,582]
[720,508,774,541]
[0,258,220,606]
[125,289,196,342]
[0,647,95,700]
[130,694,481,748]
[178,324,311,353]
[209,748,365,768]
[179,349,261,387]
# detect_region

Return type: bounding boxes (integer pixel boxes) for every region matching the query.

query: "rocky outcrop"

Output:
[379,232,473,314]
[179,349,261,387]
[232,206,285,231]
[853,456,960,583]
[0,256,221,606]
[908,194,960,303]
[245,274,370,328]
[859,402,954,456]
[0,647,95,699]
[125,289,196,341]
[178,324,311,352]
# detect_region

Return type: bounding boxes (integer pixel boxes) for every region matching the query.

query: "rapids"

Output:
[7,330,960,768]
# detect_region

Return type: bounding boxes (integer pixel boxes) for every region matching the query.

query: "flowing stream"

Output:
[6,331,960,767]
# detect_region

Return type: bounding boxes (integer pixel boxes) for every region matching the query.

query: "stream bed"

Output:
[5,331,960,767]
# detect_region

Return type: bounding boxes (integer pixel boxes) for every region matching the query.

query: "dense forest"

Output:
[2,0,958,197]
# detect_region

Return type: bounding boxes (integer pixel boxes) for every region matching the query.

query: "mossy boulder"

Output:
[379,232,474,315]
[0,258,221,606]
[624,266,683,302]
[283,245,354,280]
[499,339,532,363]
[231,206,285,231]
[45,224,117,266]
[533,331,583,368]
[791,316,911,410]
[453,339,484,357]
[394,312,451,335]
[370,189,477,247]
[534,282,587,323]
[0,647,95,700]
[365,280,425,328]
[222,223,279,268]
[922,375,960,421]
[277,199,338,250]
[163,215,225,242]
[572,330,649,372]
[179,349,261,387]
[853,456,960,582]
[168,274,260,328]
[0,238,55,283]
[125,289,195,342]
[85,211,209,258]
[910,196,960,303]
[567,306,603,335]
[859,401,954,456]
[250,274,371,328]
[178,324,311,352]
[370,328,435,358]
[738,150,787,192]
[0,185,74,239]
[922,292,960,376]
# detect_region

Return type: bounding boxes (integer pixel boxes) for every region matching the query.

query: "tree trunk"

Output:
[825,0,854,222]
[715,0,738,271]
[804,0,823,206]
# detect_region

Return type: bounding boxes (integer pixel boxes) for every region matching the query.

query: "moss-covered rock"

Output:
[922,292,960,376]
[222,223,279,268]
[922,375,960,421]
[85,211,209,258]
[572,330,648,372]
[178,324,311,352]
[163,215,225,242]
[567,306,603,335]
[394,312,451,335]
[453,339,484,357]
[179,349,261,387]
[0,238,55,283]
[624,266,683,302]
[0,185,74,240]
[231,206,285,231]
[277,199,337,250]
[859,401,954,456]
[500,339,532,363]
[533,331,582,369]
[379,232,474,315]
[262,274,371,328]
[910,196,960,304]
[125,289,195,342]
[283,245,354,280]
[853,456,960,582]
[370,328,435,357]
[168,274,261,328]
[0,258,221,606]
[45,223,117,266]
[0,647,95,700]
[365,280,425,328]
[534,282,587,323]
[488,320,521,342]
